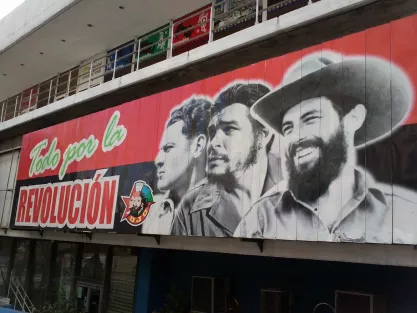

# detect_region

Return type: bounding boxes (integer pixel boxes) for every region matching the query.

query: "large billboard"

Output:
[10,14,417,244]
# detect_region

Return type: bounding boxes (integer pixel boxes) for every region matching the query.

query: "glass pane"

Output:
[12,239,30,285]
[31,241,52,305]
[80,244,106,284]
[51,243,77,301]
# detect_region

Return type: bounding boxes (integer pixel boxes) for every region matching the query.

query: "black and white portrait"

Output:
[138,49,417,244]
[171,82,282,237]
[235,51,417,243]
[141,97,212,234]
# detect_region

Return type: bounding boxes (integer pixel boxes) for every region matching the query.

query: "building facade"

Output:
[0,0,417,312]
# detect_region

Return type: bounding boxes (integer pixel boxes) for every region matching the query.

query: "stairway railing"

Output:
[7,271,35,313]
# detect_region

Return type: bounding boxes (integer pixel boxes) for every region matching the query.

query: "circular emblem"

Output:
[121,180,154,226]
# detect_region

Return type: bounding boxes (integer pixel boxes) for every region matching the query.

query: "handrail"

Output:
[213,0,256,20]
[141,25,171,42]
[0,0,318,123]
[173,18,210,39]
[172,5,212,27]
[7,271,35,313]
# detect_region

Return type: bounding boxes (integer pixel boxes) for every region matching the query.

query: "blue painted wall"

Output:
[134,249,154,313]
[137,248,417,313]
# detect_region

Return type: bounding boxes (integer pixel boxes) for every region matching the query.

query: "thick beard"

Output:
[208,132,262,187]
[130,205,140,216]
[286,126,348,203]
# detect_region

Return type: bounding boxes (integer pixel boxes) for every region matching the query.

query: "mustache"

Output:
[288,138,324,159]
[208,148,230,162]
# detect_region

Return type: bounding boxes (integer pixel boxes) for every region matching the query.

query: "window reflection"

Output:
[31,241,51,305]
[51,243,77,301]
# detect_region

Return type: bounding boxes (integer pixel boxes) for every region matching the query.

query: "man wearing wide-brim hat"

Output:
[234,51,417,244]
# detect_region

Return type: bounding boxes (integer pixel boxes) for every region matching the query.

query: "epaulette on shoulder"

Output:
[187,178,208,193]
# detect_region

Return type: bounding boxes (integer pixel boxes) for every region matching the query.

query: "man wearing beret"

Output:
[235,52,417,244]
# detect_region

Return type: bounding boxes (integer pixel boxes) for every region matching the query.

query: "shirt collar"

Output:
[156,190,175,214]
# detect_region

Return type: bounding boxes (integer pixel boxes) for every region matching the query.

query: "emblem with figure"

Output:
[121,181,155,226]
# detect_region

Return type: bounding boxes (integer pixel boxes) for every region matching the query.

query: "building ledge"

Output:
[2,228,417,267]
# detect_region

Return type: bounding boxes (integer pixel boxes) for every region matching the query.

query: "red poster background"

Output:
[17,14,417,181]
[173,4,211,44]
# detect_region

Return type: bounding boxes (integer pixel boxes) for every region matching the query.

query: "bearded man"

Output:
[171,83,281,237]
[236,52,417,243]
[128,192,145,217]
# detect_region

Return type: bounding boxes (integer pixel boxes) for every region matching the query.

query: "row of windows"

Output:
[0,0,320,123]
[0,237,138,313]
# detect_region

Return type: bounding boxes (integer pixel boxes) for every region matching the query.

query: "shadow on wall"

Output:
[146,248,417,313]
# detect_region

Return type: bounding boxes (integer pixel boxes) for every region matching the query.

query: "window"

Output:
[12,239,30,286]
[31,241,52,305]
[80,244,107,283]
[76,244,108,313]
[51,243,77,301]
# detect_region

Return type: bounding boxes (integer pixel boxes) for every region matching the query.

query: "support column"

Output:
[45,242,58,301]
[71,243,84,300]
[25,240,36,296]
[262,0,268,22]
[100,246,113,313]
